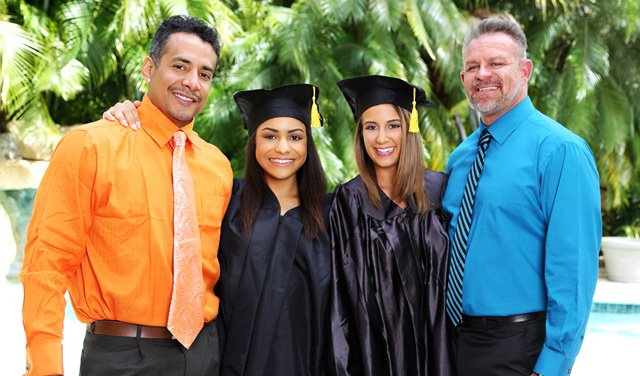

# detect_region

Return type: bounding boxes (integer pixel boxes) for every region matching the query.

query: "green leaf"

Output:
[369,0,403,30]
[0,19,43,117]
[596,77,633,150]
[568,24,610,100]
[403,0,435,59]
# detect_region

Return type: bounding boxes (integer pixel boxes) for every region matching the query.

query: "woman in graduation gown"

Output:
[217,84,332,375]
[103,84,333,376]
[330,75,454,376]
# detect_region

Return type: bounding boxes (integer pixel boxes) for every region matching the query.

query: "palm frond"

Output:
[121,43,150,97]
[596,77,633,150]
[419,0,467,85]
[403,0,435,59]
[542,63,597,139]
[567,23,609,101]
[39,58,88,100]
[369,0,403,31]
[208,0,244,48]
[623,0,640,42]
[11,97,61,141]
[322,0,367,23]
[0,19,43,117]
[525,15,567,61]
[117,0,160,42]
[73,1,120,89]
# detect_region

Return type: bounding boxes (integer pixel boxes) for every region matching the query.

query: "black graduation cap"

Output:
[336,75,434,132]
[233,84,322,134]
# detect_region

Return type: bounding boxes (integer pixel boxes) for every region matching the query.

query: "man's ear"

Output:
[142,56,155,82]
[520,58,533,83]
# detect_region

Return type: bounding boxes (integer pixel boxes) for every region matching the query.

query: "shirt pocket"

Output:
[198,194,226,259]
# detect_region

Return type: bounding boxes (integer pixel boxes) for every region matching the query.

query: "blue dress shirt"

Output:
[443,97,602,375]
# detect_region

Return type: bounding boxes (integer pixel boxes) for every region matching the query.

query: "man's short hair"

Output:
[150,15,221,64]
[463,17,528,61]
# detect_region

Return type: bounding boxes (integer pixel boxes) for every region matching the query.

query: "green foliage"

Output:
[520,1,639,214]
[603,186,640,238]
[1,0,639,234]
[0,18,43,128]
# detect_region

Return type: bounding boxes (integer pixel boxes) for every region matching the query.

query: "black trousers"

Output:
[79,320,219,376]
[455,314,546,376]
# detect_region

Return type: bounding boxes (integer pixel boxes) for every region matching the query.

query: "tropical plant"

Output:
[455,1,640,213]
[196,0,468,187]
[0,0,236,135]
[1,0,639,235]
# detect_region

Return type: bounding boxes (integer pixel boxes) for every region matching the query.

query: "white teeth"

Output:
[270,158,293,164]
[175,93,194,102]
[478,86,498,92]
[376,147,394,153]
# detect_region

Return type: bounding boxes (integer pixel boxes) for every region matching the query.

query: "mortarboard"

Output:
[336,75,434,132]
[233,84,322,134]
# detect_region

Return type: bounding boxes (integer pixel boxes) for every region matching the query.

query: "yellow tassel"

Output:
[311,86,321,128]
[409,87,419,133]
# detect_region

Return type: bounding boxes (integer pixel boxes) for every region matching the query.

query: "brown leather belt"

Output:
[87,320,174,339]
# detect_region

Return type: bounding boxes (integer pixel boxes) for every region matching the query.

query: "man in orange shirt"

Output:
[20,15,233,375]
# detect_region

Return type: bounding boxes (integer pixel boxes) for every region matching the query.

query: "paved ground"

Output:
[3,277,639,375]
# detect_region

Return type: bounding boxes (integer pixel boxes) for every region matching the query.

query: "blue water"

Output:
[587,312,640,338]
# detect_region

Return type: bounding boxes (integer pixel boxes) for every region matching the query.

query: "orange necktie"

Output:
[167,130,204,349]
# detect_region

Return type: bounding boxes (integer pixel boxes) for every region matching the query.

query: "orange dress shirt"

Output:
[20,96,233,375]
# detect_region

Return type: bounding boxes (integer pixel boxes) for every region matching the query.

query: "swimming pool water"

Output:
[587,311,640,338]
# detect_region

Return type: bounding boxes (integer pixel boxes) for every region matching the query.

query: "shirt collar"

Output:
[480,96,535,145]
[138,95,204,150]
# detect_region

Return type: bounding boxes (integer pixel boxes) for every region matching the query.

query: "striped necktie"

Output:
[446,128,492,326]
[167,130,204,348]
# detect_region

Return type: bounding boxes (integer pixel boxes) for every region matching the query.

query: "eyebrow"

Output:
[362,118,401,124]
[261,127,305,133]
[171,57,215,74]
[465,55,510,64]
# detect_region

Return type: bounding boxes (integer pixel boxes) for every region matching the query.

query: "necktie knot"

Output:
[173,131,187,147]
[479,128,492,147]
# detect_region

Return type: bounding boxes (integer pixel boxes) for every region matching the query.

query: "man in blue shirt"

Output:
[443,17,601,376]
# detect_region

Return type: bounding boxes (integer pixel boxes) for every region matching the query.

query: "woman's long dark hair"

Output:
[239,124,327,239]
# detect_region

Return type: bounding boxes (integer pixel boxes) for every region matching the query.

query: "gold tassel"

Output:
[311,86,321,128]
[409,87,419,133]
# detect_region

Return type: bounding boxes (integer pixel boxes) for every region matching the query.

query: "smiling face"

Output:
[142,32,218,127]
[461,32,532,125]
[255,117,308,187]
[360,104,404,176]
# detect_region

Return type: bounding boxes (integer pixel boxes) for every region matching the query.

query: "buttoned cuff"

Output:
[25,342,63,376]
[534,344,575,375]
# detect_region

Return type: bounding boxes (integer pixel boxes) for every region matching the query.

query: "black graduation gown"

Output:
[216,180,332,376]
[329,170,454,376]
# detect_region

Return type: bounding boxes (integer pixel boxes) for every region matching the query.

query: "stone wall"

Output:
[0,160,48,281]
[0,202,16,276]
